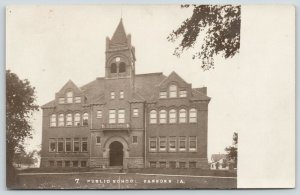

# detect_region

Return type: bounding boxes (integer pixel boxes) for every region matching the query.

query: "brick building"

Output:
[40,19,211,169]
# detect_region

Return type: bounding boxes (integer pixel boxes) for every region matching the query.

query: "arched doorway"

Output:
[109,141,123,166]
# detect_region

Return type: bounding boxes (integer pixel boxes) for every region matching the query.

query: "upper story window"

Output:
[111,63,117,73]
[58,114,64,127]
[65,138,72,152]
[110,91,115,99]
[119,62,126,73]
[58,98,65,104]
[132,136,138,144]
[73,138,80,152]
[81,138,88,152]
[159,91,167,99]
[49,138,56,152]
[133,108,139,117]
[150,110,157,124]
[83,113,88,126]
[118,109,125,124]
[149,137,157,152]
[169,85,177,98]
[66,91,73,103]
[179,90,187,98]
[50,114,56,127]
[119,91,124,99]
[189,136,197,151]
[109,109,116,124]
[159,137,167,152]
[179,109,187,123]
[159,110,167,124]
[169,109,177,123]
[179,136,187,151]
[189,108,197,123]
[96,110,102,119]
[66,114,72,126]
[58,138,64,152]
[74,113,81,126]
[96,136,101,145]
[75,96,81,103]
[169,137,177,152]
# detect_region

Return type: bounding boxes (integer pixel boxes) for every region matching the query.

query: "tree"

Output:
[167,5,241,70]
[6,70,39,187]
[225,132,238,169]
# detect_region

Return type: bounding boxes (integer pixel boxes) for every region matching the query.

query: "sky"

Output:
[6,5,239,159]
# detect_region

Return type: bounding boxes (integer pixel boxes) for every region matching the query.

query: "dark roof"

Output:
[211,154,227,162]
[111,19,127,45]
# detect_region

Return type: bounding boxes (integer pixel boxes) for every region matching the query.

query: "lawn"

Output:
[13,169,237,189]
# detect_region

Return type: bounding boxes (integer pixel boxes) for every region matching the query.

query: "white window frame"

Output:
[109,109,116,124]
[149,137,157,152]
[110,91,115,99]
[66,113,72,126]
[75,96,81,103]
[189,108,197,123]
[73,138,80,152]
[81,137,88,152]
[169,109,177,123]
[159,91,167,99]
[179,90,187,98]
[119,91,124,99]
[66,91,73,103]
[179,109,187,123]
[168,136,177,152]
[57,138,64,152]
[159,110,167,124]
[49,138,56,152]
[50,114,56,127]
[132,108,139,117]
[169,85,177,98]
[96,110,102,119]
[159,137,167,152]
[58,114,64,127]
[83,113,89,126]
[189,136,197,152]
[150,110,157,124]
[179,136,187,151]
[74,113,81,126]
[58,97,65,104]
[118,109,125,124]
[65,138,72,152]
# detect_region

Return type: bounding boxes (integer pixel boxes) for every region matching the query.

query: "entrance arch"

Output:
[109,141,123,166]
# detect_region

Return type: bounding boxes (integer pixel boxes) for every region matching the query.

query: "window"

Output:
[179,162,186,168]
[58,97,65,104]
[159,110,167,124]
[169,137,177,152]
[179,137,187,151]
[65,161,70,167]
[65,138,71,152]
[111,63,117,73]
[149,137,157,152]
[132,136,138,144]
[179,109,187,123]
[133,108,139,117]
[179,90,187,97]
[189,108,197,123]
[189,136,197,151]
[119,91,124,99]
[150,110,157,124]
[169,161,176,168]
[150,161,156,168]
[159,91,167,99]
[66,113,72,126]
[96,110,102,119]
[115,57,120,62]
[109,110,116,124]
[83,113,88,126]
[96,136,101,145]
[119,62,126,73]
[74,113,81,126]
[81,161,87,167]
[49,138,56,152]
[169,85,177,98]
[110,91,115,99]
[81,138,88,152]
[118,109,125,124]
[189,162,196,168]
[58,114,64,127]
[75,97,81,103]
[50,114,56,127]
[72,161,79,167]
[58,138,64,152]
[159,137,167,152]
[49,161,55,167]
[57,161,62,167]
[73,138,80,152]
[66,91,73,103]
[169,109,177,123]
[159,162,166,168]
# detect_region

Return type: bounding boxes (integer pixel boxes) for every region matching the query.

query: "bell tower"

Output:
[105,19,136,84]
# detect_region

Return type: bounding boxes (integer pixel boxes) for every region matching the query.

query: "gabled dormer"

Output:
[55,80,84,105]
[157,71,192,99]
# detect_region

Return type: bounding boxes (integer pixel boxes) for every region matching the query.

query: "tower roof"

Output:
[111,19,127,44]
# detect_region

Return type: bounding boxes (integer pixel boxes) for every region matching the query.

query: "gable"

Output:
[158,71,190,89]
[56,80,82,95]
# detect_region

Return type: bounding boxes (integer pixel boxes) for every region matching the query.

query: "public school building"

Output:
[40,19,211,169]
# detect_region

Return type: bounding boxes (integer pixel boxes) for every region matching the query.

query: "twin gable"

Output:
[55,80,84,105]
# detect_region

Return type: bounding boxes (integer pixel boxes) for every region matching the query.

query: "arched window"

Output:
[119,62,126,73]
[83,112,89,126]
[159,110,167,124]
[179,109,187,123]
[66,113,72,126]
[150,110,157,124]
[111,63,117,73]
[169,85,177,98]
[74,113,81,126]
[50,114,56,127]
[169,109,177,123]
[58,114,64,127]
[66,91,73,103]
[189,108,197,123]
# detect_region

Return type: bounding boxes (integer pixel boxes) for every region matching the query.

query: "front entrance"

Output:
[109,141,123,166]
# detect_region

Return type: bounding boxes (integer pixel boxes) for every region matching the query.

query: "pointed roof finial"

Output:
[111,18,127,44]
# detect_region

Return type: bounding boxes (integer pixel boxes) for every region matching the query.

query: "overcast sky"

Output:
[7,5,240,158]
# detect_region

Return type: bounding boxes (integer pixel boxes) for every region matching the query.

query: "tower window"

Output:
[119,91,124,99]
[111,63,117,73]
[119,62,126,73]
